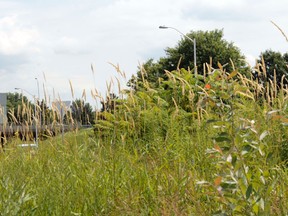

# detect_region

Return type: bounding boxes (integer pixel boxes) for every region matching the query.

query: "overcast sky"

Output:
[0,0,287,108]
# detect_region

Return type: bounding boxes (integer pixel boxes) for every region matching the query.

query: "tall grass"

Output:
[0,58,288,215]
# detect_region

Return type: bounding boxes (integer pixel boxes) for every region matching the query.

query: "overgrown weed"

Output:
[0,59,288,215]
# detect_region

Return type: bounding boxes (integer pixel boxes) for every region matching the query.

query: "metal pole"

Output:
[15,88,38,147]
[159,26,197,76]
[193,38,197,75]
[34,96,38,147]
[35,78,41,128]
[61,105,64,145]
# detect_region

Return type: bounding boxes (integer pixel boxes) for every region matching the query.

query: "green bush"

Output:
[1,64,288,215]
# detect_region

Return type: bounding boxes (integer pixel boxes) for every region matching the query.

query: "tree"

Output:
[6,92,34,124]
[100,93,118,113]
[71,99,94,125]
[37,99,53,125]
[129,29,248,89]
[255,50,288,85]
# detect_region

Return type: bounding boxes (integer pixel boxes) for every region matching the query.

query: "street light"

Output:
[15,88,38,148]
[159,25,197,75]
[35,78,42,128]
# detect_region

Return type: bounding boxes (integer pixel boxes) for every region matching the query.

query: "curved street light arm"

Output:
[159,25,197,75]
[15,88,35,98]
[159,26,195,43]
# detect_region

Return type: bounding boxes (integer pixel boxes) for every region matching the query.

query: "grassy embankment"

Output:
[0,63,288,215]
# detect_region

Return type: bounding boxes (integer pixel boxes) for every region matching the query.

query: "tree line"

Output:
[3,28,288,126]
[5,93,95,126]
[129,29,288,91]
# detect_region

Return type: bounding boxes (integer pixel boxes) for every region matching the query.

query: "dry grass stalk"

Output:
[172,97,179,112]
[139,64,150,89]
[176,56,182,71]
[273,70,277,97]
[260,57,267,79]
[115,77,121,95]
[106,80,112,95]
[229,58,236,71]
[82,89,86,101]
[69,80,74,99]
[108,62,126,80]
[271,21,288,42]
[203,63,206,80]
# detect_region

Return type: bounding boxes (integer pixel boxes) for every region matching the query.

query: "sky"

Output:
[0,0,287,108]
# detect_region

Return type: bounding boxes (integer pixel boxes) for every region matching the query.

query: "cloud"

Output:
[0,0,287,106]
[0,54,28,70]
[0,15,40,56]
[181,0,249,22]
[182,0,288,23]
[53,36,92,55]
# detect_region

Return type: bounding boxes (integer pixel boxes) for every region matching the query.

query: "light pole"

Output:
[35,78,41,128]
[159,25,197,76]
[15,88,38,147]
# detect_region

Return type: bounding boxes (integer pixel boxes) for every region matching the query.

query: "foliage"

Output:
[2,58,288,214]
[255,50,288,85]
[6,93,57,126]
[70,99,94,125]
[100,93,119,113]
[37,99,52,126]
[129,29,249,90]
[94,62,288,215]
[6,92,33,124]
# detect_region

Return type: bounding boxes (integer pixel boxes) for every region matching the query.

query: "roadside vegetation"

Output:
[0,27,288,215]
